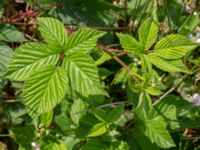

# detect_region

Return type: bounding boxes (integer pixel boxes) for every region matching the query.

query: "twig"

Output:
[1,99,20,103]
[97,44,140,83]
[25,34,38,42]
[72,101,130,115]
[0,134,15,137]
[78,26,130,30]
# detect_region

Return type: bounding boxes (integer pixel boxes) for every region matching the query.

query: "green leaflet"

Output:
[0,44,13,75]
[87,122,108,137]
[134,92,152,120]
[40,111,53,128]
[134,93,175,148]
[62,51,107,96]
[42,140,66,150]
[38,17,68,51]
[23,66,69,118]
[155,34,197,59]
[146,53,190,73]
[7,42,59,81]
[138,18,158,51]
[0,0,3,19]
[95,52,112,66]
[94,105,124,123]
[70,99,87,125]
[81,139,110,150]
[0,24,27,42]
[116,33,143,55]
[143,116,175,148]
[65,28,106,53]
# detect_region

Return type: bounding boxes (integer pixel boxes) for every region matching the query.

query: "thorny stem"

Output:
[97,44,141,83]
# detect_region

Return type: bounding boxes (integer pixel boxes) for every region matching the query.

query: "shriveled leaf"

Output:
[116,33,143,55]
[38,17,68,51]
[7,42,59,81]
[138,18,158,50]
[155,34,197,59]
[62,52,106,96]
[65,28,106,52]
[24,66,68,118]
[146,53,190,73]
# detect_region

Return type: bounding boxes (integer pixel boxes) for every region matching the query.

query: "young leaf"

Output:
[82,139,110,150]
[145,87,162,96]
[138,18,158,51]
[38,17,68,51]
[133,129,160,150]
[155,34,197,59]
[42,140,66,150]
[134,92,152,120]
[87,122,108,137]
[40,111,53,128]
[65,28,106,53]
[55,113,72,132]
[11,126,36,150]
[95,52,112,66]
[116,33,143,55]
[144,117,175,148]
[23,66,68,118]
[7,43,59,81]
[70,99,87,125]
[62,51,106,96]
[107,105,124,123]
[146,53,190,73]
[111,140,129,150]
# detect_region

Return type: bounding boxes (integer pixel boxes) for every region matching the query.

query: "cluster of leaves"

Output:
[0,0,200,150]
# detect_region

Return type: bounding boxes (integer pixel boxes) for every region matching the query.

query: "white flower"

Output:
[192,93,200,106]
[31,141,36,147]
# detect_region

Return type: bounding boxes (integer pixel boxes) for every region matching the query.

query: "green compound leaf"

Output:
[155,34,197,59]
[116,33,143,55]
[138,18,158,51]
[62,52,106,96]
[24,66,68,118]
[38,17,68,51]
[65,28,106,53]
[7,42,59,81]
[146,53,190,73]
